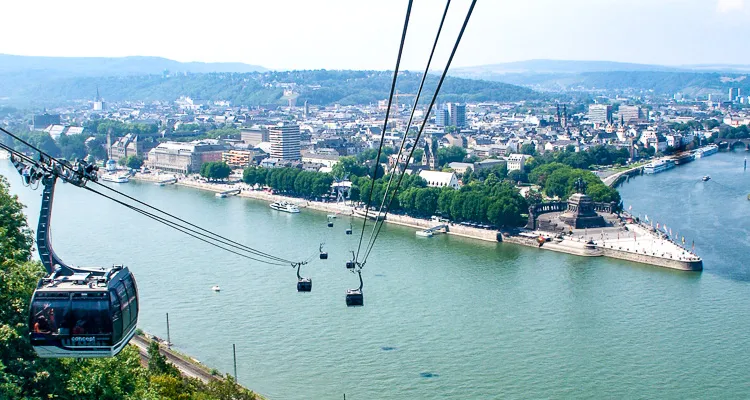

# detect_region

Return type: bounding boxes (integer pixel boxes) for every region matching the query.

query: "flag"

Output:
[645,214,649,222]
[663,225,668,233]
[669,228,673,236]
[656,222,660,229]
[628,205,632,211]
[691,240,695,252]
[682,236,685,244]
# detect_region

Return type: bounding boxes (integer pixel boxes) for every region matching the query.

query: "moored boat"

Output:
[101,173,129,183]
[270,201,300,213]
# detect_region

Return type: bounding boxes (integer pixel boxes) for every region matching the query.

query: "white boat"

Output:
[215,193,227,198]
[211,285,221,292]
[416,230,433,237]
[702,175,711,182]
[269,201,300,213]
[643,160,675,174]
[695,144,719,159]
[101,173,129,183]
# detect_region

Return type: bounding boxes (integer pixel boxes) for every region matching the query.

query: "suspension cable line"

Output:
[354,0,414,264]
[0,127,299,265]
[81,185,291,266]
[362,0,452,263]
[362,0,478,264]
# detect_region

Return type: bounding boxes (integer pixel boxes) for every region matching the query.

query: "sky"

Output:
[2,0,750,70]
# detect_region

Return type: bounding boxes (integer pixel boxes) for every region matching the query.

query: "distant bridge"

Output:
[722,139,750,150]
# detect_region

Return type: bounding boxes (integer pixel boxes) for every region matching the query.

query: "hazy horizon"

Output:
[2,0,750,70]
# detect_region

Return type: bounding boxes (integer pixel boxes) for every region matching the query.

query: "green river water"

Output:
[2,152,749,399]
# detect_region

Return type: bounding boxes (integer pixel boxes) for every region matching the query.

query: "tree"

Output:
[147,342,180,377]
[200,161,231,181]
[507,169,528,184]
[437,146,467,166]
[520,143,536,156]
[462,167,474,184]
[126,156,144,170]
[331,156,367,179]
[412,148,424,163]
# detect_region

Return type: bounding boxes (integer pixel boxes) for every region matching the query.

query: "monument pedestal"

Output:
[559,193,606,229]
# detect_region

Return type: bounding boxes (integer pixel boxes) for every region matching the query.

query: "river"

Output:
[2,153,749,399]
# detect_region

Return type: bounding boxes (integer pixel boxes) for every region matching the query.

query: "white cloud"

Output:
[717,0,744,12]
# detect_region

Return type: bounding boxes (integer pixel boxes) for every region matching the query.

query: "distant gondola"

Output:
[295,263,312,292]
[346,270,364,307]
[319,243,328,260]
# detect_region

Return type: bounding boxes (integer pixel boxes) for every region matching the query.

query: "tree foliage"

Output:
[200,161,231,181]
[243,166,334,198]
[125,156,144,170]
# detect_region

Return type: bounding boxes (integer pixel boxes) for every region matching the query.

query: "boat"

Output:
[269,201,300,213]
[672,152,694,165]
[702,175,711,182]
[327,214,337,219]
[211,285,221,292]
[694,144,719,159]
[100,173,129,183]
[643,160,674,174]
[416,230,433,238]
[215,193,227,198]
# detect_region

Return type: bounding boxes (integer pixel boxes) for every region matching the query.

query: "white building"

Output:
[507,154,528,171]
[269,123,301,160]
[418,170,460,190]
[588,104,612,125]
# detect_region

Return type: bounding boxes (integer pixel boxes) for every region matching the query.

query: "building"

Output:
[109,134,145,163]
[301,151,340,168]
[269,123,301,160]
[240,127,269,146]
[729,88,741,102]
[33,113,61,130]
[448,162,473,175]
[222,149,260,168]
[449,103,466,127]
[507,154,527,171]
[618,105,642,123]
[422,136,439,170]
[588,104,612,125]
[418,170,460,189]
[147,141,228,174]
[434,105,450,127]
[93,86,106,111]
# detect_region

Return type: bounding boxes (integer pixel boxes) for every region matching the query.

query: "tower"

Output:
[269,123,301,160]
[93,85,106,111]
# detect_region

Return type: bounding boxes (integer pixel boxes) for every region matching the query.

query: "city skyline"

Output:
[2,0,750,71]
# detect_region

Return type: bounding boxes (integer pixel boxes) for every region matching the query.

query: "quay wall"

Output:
[607,167,643,188]
[601,247,703,271]
[131,174,701,271]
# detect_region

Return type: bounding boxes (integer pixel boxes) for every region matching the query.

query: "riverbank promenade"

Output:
[130,171,701,271]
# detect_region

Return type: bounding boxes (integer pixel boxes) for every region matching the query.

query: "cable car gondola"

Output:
[17,160,139,358]
[346,270,364,307]
[295,263,312,292]
[346,251,356,269]
[345,223,353,235]
[319,243,328,260]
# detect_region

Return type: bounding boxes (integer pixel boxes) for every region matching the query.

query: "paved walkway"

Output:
[131,334,217,383]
